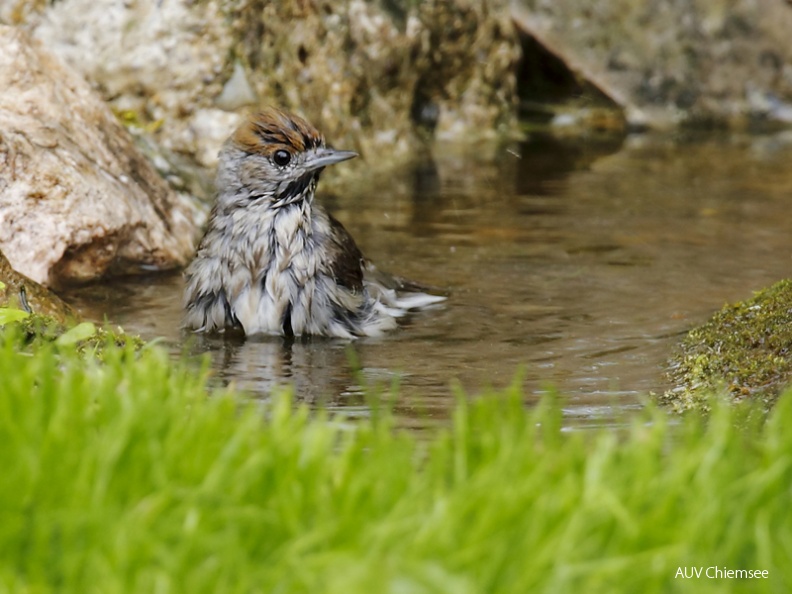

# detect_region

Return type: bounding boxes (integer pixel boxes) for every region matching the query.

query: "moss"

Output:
[0,276,141,356]
[6,313,143,355]
[0,251,75,323]
[663,279,792,412]
[113,108,164,134]
[1,250,142,354]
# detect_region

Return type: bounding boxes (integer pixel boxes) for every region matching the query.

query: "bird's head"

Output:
[217,107,358,208]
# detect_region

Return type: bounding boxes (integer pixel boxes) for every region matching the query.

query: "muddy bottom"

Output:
[63,132,792,429]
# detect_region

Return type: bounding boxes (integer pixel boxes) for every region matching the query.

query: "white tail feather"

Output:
[369,285,446,316]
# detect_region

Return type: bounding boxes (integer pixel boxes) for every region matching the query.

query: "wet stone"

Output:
[0,25,202,286]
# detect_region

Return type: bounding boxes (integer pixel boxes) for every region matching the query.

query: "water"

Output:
[63,132,792,428]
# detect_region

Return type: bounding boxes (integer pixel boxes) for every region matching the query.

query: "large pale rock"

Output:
[513,0,792,129]
[6,0,519,169]
[0,26,201,286]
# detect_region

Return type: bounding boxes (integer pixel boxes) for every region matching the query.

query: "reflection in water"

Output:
[63,132,792,429]
[190,333,363,408]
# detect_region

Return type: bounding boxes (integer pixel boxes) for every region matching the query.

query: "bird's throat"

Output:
[275,173,317,207]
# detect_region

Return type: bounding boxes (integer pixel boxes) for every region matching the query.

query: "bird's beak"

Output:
[305,148,358,172]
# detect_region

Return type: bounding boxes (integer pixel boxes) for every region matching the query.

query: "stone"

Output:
[0,25,202,287]
[0,249,75,322]
[663,279,792,412]
[513,0,792,130]
[6,0,519,170]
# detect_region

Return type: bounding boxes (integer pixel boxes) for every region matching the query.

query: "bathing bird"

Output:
[183,106,445,338]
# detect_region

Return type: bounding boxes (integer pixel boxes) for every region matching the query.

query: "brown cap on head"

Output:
[232,107,325,158]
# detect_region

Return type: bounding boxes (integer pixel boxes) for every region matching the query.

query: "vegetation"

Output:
[665,279,792,412]
[0,263,75,323]
[0,321,790,593]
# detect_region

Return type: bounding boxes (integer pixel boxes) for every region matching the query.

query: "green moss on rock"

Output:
[0,250,75,323]
[2,250,142,353]
[663,279,792,412]
[6,314,143,355]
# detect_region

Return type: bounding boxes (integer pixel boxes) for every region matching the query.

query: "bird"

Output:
[183,106,445,338]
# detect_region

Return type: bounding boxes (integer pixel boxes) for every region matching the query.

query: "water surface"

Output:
[64,132,792,428]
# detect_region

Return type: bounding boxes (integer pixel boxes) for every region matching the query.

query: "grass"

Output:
[0,326,791,593]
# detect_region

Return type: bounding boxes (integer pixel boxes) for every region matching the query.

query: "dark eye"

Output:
[273,150,291,167]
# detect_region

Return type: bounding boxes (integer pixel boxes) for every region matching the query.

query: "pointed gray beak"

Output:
[305,148,358,172]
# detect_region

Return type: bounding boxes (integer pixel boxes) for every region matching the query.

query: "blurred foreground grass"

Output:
[0,325,790,593]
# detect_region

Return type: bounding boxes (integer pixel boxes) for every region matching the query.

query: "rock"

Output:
[7,0,519,170]
[663,279,792,412]
[0,249,75,323]
[0,25,202,287]
[513,0,792,130]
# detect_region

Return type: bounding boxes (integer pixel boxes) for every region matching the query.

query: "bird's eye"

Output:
[273,150,291,167]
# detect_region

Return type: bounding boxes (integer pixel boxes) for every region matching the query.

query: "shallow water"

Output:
[63,132,792,428]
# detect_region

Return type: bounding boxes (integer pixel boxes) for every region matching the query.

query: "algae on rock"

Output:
[664,279,792,412]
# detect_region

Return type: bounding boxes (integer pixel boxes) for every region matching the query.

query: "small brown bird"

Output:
[183,107,445,338]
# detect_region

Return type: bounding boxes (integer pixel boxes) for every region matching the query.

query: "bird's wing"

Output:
[326,213,365,293]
